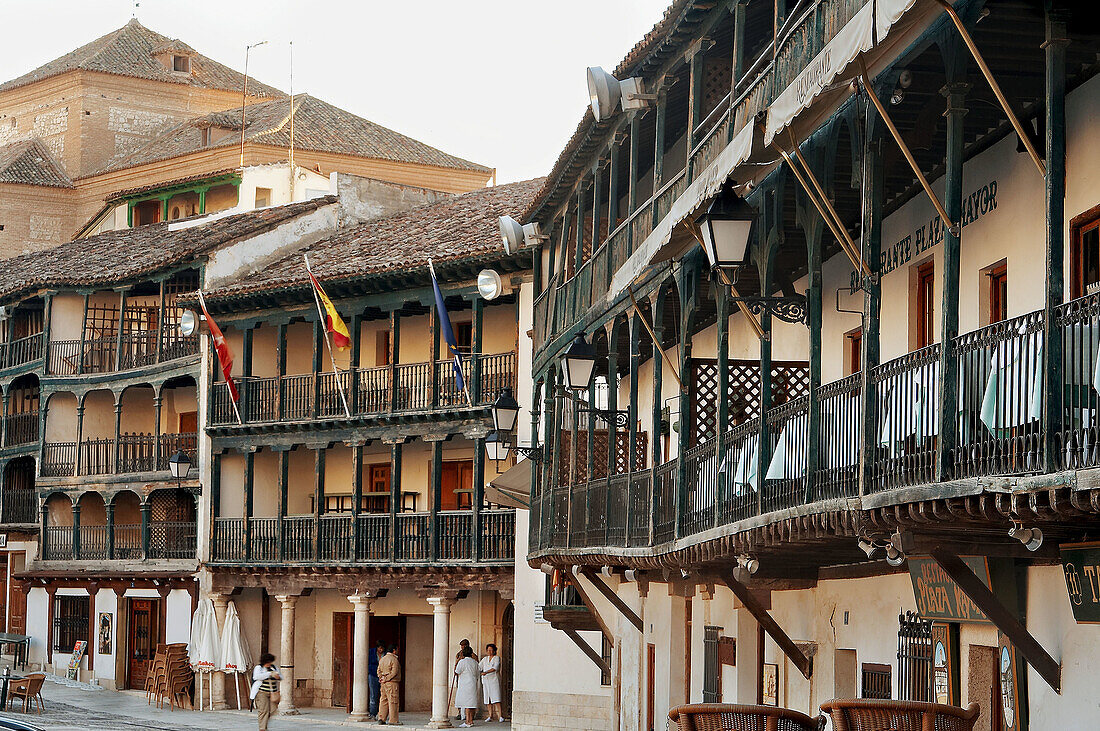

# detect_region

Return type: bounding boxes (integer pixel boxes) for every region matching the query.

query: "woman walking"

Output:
[454,645,480,727]
[250,652,281,731]
[479,643,506,722]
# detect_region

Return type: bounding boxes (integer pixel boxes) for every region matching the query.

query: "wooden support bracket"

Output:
[578,567,643,632]
[562,627,611,676]
[719,571,812,679]
[567,567,614,644]
[929,547,1060,693]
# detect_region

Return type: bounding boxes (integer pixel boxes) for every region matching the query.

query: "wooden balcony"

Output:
[0,333,46,374]
[41,432,197,478]
[208,351,516,428]
[3,411,38,448]
[43,521,197,561]
[46,331,198,377]
[532,292,1100,554]
[209,508,515,566]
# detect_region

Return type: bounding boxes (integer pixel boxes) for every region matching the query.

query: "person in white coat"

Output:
[249,653,281,731]
[479,643,505,722]
[454,645,480,727]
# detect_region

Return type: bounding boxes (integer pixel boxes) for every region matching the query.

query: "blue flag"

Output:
[428,260,467,400]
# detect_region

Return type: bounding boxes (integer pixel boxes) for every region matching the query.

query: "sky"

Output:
[0,0,673,183]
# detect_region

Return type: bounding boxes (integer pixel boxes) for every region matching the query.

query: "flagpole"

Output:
[199,291,242,426]
[428,258,472,407]
[304,254,352,418]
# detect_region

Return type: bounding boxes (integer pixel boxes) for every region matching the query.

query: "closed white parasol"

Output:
[219,600,251,710]
[189,597,221,710]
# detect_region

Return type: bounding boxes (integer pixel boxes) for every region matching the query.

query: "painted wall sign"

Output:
[1058,540,1100,623]
[907,556,991,623]
[850,180,999,288]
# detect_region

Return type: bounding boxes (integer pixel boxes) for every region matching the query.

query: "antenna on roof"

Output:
[241,41,269,169]
[132,2,139,18]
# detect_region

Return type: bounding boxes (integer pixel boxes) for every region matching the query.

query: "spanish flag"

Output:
[307,270,350,349]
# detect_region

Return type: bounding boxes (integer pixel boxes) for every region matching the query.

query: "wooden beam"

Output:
[719,571,812,679]
[577,567,642,632]
[929,548,1060,693]
[562,627,610,676]
[567,568,614,644]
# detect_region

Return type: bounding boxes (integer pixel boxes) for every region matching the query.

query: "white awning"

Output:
[765,0,920,147]
[608,120,756,299]
[486,458,531,509]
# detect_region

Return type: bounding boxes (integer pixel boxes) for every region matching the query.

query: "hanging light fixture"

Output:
[168,450,191,487]
[491,387,521,434]
[484,430,511,464]
[560,334,596,391]
[694,184,757,283]
[1009,521,1043,552]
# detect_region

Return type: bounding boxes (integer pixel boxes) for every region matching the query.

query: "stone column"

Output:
[349,594,374,721]
[275,594,299,715]
[427,596,457,728]
[210,593,230,710]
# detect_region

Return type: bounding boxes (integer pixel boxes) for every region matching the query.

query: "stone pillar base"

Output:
[281,709,300,716]
[428,721,454,729]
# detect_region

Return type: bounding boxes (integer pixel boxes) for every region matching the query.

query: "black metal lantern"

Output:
[694,184,757,280]
[168,450,191,486]
[560,334,596,392]
[484,431,511,464]
[492,387,521,434]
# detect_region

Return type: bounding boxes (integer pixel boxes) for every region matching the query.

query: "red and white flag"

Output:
[198,291,239,402]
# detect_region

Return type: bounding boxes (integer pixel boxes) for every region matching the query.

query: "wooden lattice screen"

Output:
[84,304,120,339]
[702,58,733,120]
[558,430,649,486]
[689,358,810,443]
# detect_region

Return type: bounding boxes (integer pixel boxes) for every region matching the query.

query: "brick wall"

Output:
[510,690,612,731]
[0,183,78,256]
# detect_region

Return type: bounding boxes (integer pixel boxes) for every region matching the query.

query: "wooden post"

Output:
[351,443,363,561]
[653,83,668,187]
[0,389,8,450]
[756,191,777,514]
[650,297,665,545]
[277,449,289,561]
[428,440,443,561]
[112,399,122,474]
[71,500,81,559]
[605,336,619,544]
[388,310,401,411]
[389,442,402,561]
[628,316,642,473]
[574,187,586,275]
[350,314,363,414]
[243,450,254,562]
[608,136,621,241]
[276,322,288,421]
[311,320,322,419]
[804,176,824,503]
[715,285,730,528]
[241,326,254,423]
[77,293,89,375]
[114,288,127,371]
[1043,11,1068,472]
[428,304,440,409]
[591,161,603,256]
[628,115,641,218]
[730,1,747,94]
[74,401,85,477]
[155,279,166,364]
[105,502,115,560]
[935,62,968,483]
[686,44,706,171]
[210,452,222,560]
[859,132,884,496]
[153,392,162,471]
[140,499,151,560]
[472,436,485,562]
[313,448,325,561]
[471,298,484,403]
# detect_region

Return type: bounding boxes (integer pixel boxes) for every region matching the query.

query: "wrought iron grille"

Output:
[53,595,89,652]
[703,625,722,703]
[897,611,933,702]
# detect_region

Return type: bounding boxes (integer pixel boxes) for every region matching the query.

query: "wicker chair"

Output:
[819,699,981,731]
[669,703,826,731]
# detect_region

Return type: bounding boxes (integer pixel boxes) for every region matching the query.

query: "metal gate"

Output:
[702,626,721,702]
[897,611,933,701]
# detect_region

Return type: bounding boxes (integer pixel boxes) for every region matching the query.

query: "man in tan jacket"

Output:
[377,645,402,725]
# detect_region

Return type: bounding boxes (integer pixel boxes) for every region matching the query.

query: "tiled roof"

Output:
[95,94,492,176]
[0,196,335,303]
[0,18,282,97]
[521,0,695,221]
[0,138,73,188]
[202,178,544,302]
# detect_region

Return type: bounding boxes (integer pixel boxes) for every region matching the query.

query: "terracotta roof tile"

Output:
[0,18,282,97]
[94,94,491,176]
[0,138,73,188]
[0,196,335,303]
[202,178,544,302]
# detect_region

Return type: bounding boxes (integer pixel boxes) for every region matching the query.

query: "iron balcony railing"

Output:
[42,521,196,561]
[209,351,516,427]
[532,0,874,356]
[4,411,38,447]
[533,292,1100,555]
[0,333,46,373]
[209,509,516,565]
[46,331,199,376]
[0,486,36,524]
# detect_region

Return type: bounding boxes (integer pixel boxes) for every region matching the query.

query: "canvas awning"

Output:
[487,458,532,509]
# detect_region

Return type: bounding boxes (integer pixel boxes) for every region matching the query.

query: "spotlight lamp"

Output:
[498,215,525,255]
[737,555,760,575]
[858,538,881,559]
[1009,521,1043,552]
[586,67,653,122]
[560,334,597,391]
[179,309,205,337]
[885,531,907,567]
[477,269,504,301]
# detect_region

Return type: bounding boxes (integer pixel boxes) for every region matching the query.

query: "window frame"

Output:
[986,262,1008,324]
[1071,204,1100,299]
[914,261,935,349]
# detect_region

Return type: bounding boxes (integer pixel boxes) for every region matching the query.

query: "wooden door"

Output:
[0,553,7,632]
[369,616,407,711]
[441,461,473,511]
[178,411,198,433]
[368,464,391,513]
[646,643,656,731]
[333,612,353,708]
[6,552,25,636]
[128,599,159,689]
